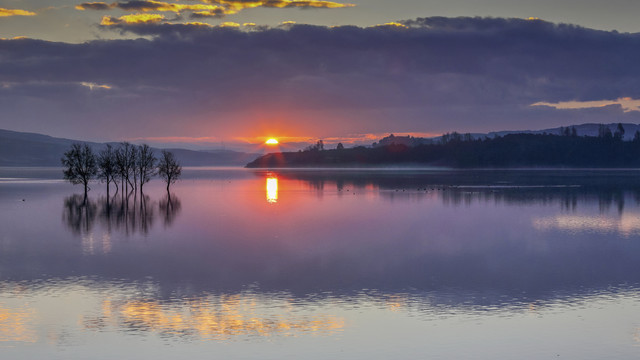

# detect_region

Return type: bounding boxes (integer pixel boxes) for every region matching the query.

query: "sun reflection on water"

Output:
[266,177,278,203]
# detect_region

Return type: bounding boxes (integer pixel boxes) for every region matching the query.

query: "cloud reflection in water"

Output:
[82,294,344,340]
[533,213,640,237]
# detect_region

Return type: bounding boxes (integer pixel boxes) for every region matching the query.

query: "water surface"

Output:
[2,167,640,359]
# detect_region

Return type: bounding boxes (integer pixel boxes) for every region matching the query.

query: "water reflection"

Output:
[62,194,98,236]
[258,169,640,214]
[62,192,180,237]
[47,170,640,301]
[159,193,181,227]
[533,213,640,236]
[5,169,640,356]
[0,305,36,343]
[266,177,278,203]
[82,294,344,340]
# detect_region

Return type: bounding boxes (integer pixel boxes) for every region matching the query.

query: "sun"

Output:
[265,138,279,145]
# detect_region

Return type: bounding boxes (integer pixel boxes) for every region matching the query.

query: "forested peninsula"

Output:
[246,130,640,168]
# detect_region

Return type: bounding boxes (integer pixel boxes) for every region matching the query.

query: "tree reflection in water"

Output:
[159,193,181,227]
[63,191,180,236]
[62,194,98,236]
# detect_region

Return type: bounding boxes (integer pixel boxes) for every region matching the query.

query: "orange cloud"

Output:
[531,97,640,112]
[375,22,408,28]
[120,1,226,13]
[218,21,240,27]
[80,82,112,90]
[78,1,227,13]
[77,0,354,17]
[220,0,355,9]
[184,21,214,27]
[279,20,296,27]
[0,36,29,40]
[101,13,166,25]
[0,8,36,17]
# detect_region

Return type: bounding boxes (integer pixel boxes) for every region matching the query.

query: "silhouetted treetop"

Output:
[157,150,182,193]
[246,133,640,168]
[62,143,98,198]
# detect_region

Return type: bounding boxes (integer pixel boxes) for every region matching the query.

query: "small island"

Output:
[246,125,640,168]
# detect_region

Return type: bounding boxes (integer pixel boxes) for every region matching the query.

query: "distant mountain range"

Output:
[4,123,640,167]
[0,129,261,167]
[375,123,640,147]
[485,123,640,140]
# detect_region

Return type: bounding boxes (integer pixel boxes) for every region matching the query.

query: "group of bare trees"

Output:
[62,142,181,199]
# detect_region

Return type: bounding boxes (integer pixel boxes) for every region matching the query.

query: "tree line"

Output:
[246,130,640,168]
[62,142,181,199]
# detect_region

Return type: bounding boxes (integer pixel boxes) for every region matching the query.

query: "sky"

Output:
[2,0,640,151]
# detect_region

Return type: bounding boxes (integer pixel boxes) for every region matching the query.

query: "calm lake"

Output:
[2,167,640,359]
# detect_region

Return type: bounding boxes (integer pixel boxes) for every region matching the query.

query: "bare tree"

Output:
[62,143,98,199]
[115,146,126,193]
[157,150,182,194]
[136,144,156,195]
[98,144,118,198]
[129,144,138,191]
[115,142,136,193]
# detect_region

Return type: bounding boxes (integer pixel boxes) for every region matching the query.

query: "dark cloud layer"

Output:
[76,2,113,10]
[2,17,640,141]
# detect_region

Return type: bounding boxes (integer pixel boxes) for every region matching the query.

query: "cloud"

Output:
[375,22,408,28]
[118,1,226,13]
[3,17,640,142]
[76,0,353,18]
[531,97,640,112]
[190,8,232,18]
[80,82,112,90]
[100,13,166,25]
[76,2,113,10]
[77,1,232,15]
[0,8,37,17]
[241,0,354,9]
[218,21,240,27]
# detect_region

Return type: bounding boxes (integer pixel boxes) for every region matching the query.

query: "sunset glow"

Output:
[265,138,279,145]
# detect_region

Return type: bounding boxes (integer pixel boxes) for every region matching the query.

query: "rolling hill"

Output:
[0,129,261,167]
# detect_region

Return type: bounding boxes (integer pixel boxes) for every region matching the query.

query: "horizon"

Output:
[4,121,640,153]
